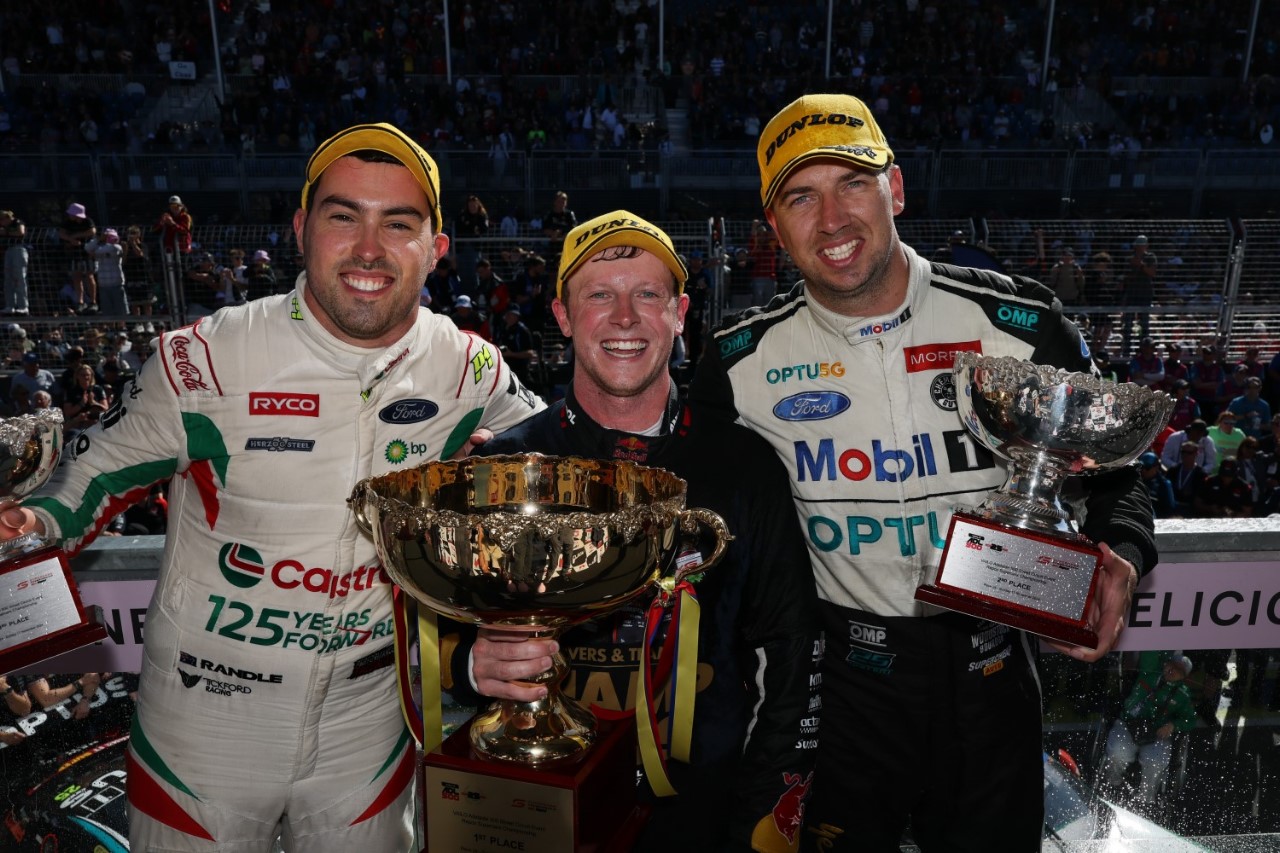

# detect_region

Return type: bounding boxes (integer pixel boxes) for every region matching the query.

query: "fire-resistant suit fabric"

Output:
[445,382,822,853]
[692,246,1157,851]
[27,276,544,852]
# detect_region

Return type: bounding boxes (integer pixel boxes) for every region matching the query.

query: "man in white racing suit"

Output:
[5,123,544,851]
[692,95,1157,851]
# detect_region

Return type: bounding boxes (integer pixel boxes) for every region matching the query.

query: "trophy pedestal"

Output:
[0,546,107,672]
[423,716,647,853]
[915,511,1101,649]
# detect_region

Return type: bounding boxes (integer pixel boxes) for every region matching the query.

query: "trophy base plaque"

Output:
[915,511,1101,649]
[0,546,107,672]
[423,716,646,853]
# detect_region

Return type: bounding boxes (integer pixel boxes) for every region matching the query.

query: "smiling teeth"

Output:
[822,240,858,261]
[603,341,646,352]
[346,276,386,292]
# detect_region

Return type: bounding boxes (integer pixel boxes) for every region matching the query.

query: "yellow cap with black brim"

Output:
[557,211,688,299]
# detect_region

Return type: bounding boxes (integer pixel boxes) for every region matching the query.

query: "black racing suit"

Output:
[693,246,1158,852]
[447,382,822,853]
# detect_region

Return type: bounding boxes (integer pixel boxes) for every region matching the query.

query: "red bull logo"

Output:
[771,771,813,844]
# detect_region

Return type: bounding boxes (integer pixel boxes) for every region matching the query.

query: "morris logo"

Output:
[772,391,851,422]
[378,398,439,424]
[218,542,266,588]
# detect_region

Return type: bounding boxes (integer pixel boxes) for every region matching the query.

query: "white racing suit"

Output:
[29,277,544,852]
[694,246,1156,851]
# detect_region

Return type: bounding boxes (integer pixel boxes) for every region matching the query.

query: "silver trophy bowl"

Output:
[349,453,730,764]
[954,353,1174,538]
[0,409,65,557]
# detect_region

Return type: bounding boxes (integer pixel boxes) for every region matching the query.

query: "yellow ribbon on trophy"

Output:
[633,578,701,796]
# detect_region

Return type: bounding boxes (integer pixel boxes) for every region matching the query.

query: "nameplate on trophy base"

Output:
[915,512,1101,649]
[0,547,108,672]
[423,716,646,853]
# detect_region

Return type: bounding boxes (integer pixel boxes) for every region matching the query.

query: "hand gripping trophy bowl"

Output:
[915,353,1173,648]
[349,453,730,765]
[0,409,106,671]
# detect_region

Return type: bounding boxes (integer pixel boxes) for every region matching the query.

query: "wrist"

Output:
[73,680,83,694]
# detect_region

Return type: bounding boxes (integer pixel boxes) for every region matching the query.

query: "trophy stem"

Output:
[469,630,597,765]
[973,451,1084,540]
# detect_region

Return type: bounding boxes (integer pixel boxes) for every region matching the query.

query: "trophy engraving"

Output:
[350,453,730,764]
[915,354,1174,647]
[0,410,107,671]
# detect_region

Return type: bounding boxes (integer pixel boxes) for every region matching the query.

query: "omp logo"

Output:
[773,391,850,422]
[718,329,752,357]
[858,307,911,337]
[904,340,983,373]
[795,435,938,483]
[249,392,319,417]
[848,621,887,647]
[996,304,1040,331]
[766,362,845,384]
[219,542,266,588]
[379,398,438,424]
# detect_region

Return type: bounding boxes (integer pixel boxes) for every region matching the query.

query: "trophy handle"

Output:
[347,482,375,536]
[675,508,733,582]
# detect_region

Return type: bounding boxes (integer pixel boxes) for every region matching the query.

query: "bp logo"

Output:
[218,542,266,588]
[385,440,409,464]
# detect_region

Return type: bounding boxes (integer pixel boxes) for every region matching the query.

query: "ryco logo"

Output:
[996,304,1040,331]
[379,398,439,424]
[249,392,319,416]
[904,340,983,373]
[858,307,911,337]
[218,542,388,597]
[773,391,850,422]
[766,362,845,384]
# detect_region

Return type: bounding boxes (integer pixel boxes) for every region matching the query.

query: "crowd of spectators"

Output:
[3,1,1280,157]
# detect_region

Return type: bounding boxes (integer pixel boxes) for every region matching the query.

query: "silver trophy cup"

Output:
[349,453,730,764]
[915,353,1173,647]
[0,409,65,556]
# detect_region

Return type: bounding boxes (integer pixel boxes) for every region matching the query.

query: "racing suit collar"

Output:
[561,379,689,464]
[802,244,929,346]
[291,271,421,395]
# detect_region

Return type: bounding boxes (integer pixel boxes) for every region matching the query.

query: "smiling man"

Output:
[8,123,544,852]
[692,95,1158,851]
[452,211,820,853]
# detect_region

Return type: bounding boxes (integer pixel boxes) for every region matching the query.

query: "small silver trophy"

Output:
[915,354,1173,647]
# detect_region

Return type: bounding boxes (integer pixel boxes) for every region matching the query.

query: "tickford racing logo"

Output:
[217,542,387,598]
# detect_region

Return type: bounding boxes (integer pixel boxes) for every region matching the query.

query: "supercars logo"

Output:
[218,542,266,588]
[249,392,319,417]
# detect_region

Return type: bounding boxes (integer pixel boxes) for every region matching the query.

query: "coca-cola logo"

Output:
[168,336,209,391]
[378,398,439,424]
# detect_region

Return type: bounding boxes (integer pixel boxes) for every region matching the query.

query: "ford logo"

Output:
[772,391,851,422]
[378,398,439,424]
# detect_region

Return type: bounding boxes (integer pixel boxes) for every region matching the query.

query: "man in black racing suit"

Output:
[448,211,821,852]
[692,95,1158,851]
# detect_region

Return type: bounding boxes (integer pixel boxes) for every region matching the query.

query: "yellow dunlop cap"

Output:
[557,210,688,298]
[301,122,442,232]
[757,93,895,208]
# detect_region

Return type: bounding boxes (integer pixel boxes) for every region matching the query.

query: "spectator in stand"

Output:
[85,228,129,317]
[1100,654,1197,806]
[11,352,57,402]
[124,484,169,535]
[1258,414,1280,457]
[39,327,70,366]
[1222,362,1253,408]
[0,673,33,746]
[1128,337,1165,388]
[4,384,34,417]
[123,224,156,326]
[511,253,548,326]
[1168,440,1207,517]
[1162,418,1217,474]
[1093,350,1120,382]
[684,252,711,366]
[425,256,460,311]
[540,190,577,268]
[1120,234,1156,356]
[448,294,491,340]
[1189,345,1228,422]
[1138,451,1176,518]
[747,218,779,306]
[474,257,506,314]
[1047,245,1084,305]
[62,362,109,434]
[246,249,277,299]
[0,209,29,316]
[1196,457,1253,518]
[183,251,221,314]
[497,306,537,387]
[1167,379,1201,432]
[1207,410,1245,470]
[1238,346,1265,382]
[58,202,98,314]
[220,248,248,305]
[1084,251,1115,321]
[1228,376,1271,439]
[1161,340,1191,391]
[154,193,193,258]
[455,194,490,284]
[1235,436,1266,504]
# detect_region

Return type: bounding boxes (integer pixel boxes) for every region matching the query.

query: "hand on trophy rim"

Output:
[1045,541,1138,662]
[0,501,38,540]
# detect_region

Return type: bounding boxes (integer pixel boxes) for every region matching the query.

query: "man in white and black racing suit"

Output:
[10,124,544,852]
[692,95,1158,851]
[450,211,822,852]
